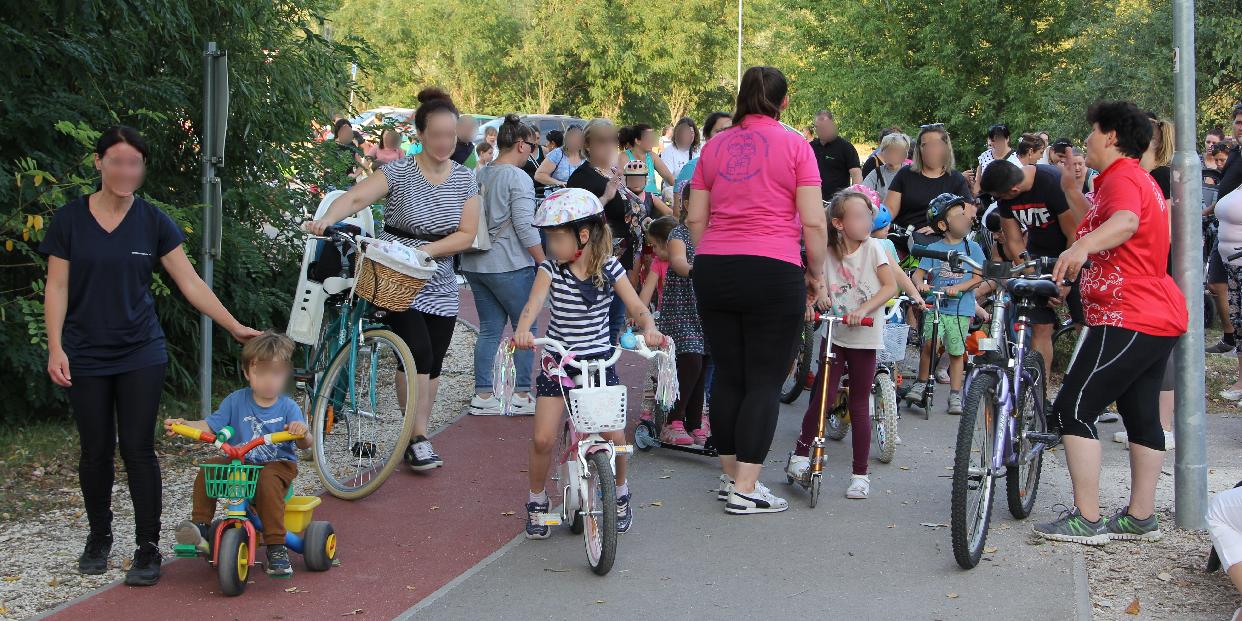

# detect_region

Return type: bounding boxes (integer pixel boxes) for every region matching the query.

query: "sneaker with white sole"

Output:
[725,482,789,515]
[785,453,810,481]
[469,394,503,416]
[1097,410,1120,423]
[1104,507,1162,542]
[947,392,963,415]
[845,475,870,499]
[936,367,950,384]
[716,474,734,501]
[508,393,535,416]
[405,436,443,470]
[904,381,927,404]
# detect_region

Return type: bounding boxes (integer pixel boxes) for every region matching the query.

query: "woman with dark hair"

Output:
[535,124,586,188]
[461,114,546,415]
[623,123,675,193]
[567,119,630,342]
[42,126,260,585]
[660,117,700,182]
[545,130,563,153]
[306,87,482,472]
[973,123,1017,196]
[326,118,369,187]
[1035,101,1187,545]
[673,112,732,218]
[687,66,828,515]
[1015,133,1047,166]
[885,124,974,232]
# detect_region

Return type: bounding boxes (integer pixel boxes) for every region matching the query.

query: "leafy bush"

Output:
[0,1,371,418]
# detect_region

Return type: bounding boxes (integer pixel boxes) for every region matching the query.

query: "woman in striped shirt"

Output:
[306,87,481,471]
[512,188,662,539]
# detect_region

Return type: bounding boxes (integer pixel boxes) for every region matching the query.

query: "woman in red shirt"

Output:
[1036,101,1188,545]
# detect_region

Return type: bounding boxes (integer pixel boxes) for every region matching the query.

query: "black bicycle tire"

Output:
[951,373,997,570]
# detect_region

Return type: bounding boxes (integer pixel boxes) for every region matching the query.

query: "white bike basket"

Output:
[878,321,909,364]
[567,385,628,434]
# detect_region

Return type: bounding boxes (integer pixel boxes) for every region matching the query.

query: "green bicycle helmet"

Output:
[927,193,968,229]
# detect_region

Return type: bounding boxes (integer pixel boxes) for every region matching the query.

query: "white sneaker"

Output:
[846,475,870,499]
[1164,430,1175,450]
[936,367,951,384]
[1097,410,1120,423]
[725,482,789,514]
[469,394,503,416]
[785,454,810,481]
[947,392,963,415]
[508,394,535,416]
[716,474,734,501]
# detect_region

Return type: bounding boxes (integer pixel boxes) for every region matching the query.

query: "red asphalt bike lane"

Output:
[43,287,652,621]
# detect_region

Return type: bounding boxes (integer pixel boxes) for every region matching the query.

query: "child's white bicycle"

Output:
[500,332,675,575]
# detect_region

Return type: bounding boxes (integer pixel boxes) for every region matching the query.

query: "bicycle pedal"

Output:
[351,441,377,458]
[1026,432,1062,447]
[532,513,562,526]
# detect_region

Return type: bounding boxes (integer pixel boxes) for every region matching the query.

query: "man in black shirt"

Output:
[981,158,1077,378]
[810,110,862,201]
[450,115,478,166]
[1216,105,1242,198]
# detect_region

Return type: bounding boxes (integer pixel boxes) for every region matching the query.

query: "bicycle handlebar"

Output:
[910,245,1085,285]
[532,335,668,370]
[810,313,874,327]
[170,423,303,461]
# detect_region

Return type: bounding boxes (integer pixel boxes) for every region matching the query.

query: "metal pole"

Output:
[736,0,742,92]
[1171,0,1207,529]
[199,42,218,418]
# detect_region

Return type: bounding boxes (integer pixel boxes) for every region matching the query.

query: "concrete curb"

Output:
[1073,548,1093,621]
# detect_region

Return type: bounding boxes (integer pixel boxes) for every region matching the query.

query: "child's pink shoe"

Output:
[691,427,708,446]
[660,421,694,445]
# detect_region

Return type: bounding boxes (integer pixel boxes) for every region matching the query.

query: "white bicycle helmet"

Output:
[534,187,604,229]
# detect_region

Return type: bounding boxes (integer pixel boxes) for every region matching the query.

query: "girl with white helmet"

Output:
[512,187,663,539]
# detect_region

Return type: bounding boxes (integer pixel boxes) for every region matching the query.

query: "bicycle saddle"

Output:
[1005,278,1060,299]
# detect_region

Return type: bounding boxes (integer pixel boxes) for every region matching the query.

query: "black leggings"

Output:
[693,255,805,464]
[669,353,709,431]
[383,309,457,378]
[1051,325,1176,450]
[69,363,166,544]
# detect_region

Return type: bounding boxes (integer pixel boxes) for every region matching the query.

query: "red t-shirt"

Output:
[1076,157,1187,337]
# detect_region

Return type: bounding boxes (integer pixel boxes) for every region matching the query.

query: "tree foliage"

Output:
[0,0,366,416]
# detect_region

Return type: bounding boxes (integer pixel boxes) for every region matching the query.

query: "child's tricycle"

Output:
[168,424,337,596]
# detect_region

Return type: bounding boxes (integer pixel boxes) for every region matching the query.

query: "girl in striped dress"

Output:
[513,188,663,540]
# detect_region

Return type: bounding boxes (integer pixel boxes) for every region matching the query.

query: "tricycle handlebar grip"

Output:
[267,431,303,444]
[171,424,215,443]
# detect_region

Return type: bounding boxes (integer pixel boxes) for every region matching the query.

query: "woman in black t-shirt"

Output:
[566,118,629,342]
[885,125,974,232]
[41,126,259,586]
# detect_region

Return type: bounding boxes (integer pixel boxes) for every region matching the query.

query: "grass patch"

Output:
[0,420,81,519]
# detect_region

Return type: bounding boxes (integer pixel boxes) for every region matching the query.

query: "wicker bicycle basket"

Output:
[353,241,434,310]
[200,460,263,500]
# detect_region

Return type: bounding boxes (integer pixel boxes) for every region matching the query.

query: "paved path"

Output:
[37,288,1089,620]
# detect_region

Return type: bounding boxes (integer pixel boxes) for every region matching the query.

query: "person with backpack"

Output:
[461,115,547,415]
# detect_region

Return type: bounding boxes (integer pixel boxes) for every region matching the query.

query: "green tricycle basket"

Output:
[200,460,263,500]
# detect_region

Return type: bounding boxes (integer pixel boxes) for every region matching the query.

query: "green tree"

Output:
[0,0,367,416]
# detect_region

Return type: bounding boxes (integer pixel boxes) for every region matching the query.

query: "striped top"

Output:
[540,257,625,358]
[379,157,476,316]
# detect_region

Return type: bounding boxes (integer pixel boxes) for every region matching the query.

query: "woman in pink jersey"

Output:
[687,66,828,515]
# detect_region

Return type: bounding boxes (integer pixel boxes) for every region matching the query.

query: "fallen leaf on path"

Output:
[543,568,570,573]
[1125,598,1140,615]
[2,576,19,582]
[595,600,606,604]
[406,585,417,590]
[649,501,663,507]
[48,577,58,587]
[920,523,948,528]
[899,466,910,471]
[284,586,308,594]
[983,546,998,554]
[341,609,364,617]
[886,524,896,528]
[947,592,959,599]
[430,506,440,511]
[659,475,671,479]
[501,511,515,516]
[1157,572,1172,582]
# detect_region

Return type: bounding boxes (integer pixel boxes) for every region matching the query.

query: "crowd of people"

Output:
[40,64,1242,613]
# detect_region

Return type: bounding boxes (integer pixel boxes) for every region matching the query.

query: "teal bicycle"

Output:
[289,198,422,500]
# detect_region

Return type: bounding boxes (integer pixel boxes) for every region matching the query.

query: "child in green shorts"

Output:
[909,193,984,414]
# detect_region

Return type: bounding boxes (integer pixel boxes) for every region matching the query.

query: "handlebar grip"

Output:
[267,431,303,445]
[910,245,951,261]
[811,314,874,326]
[860,317,874,327]
[171,424,215,443]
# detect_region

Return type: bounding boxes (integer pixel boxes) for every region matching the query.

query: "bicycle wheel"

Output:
[584,451,618,575]
[951,373,997,570]
[312,328,417,500]
[825,388,850,441]
[780,322,815,404]
[1007,351,1046,519]
[873,372,899,464]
